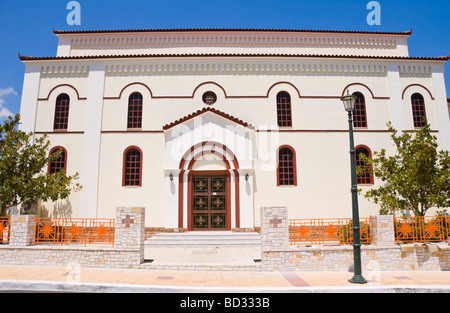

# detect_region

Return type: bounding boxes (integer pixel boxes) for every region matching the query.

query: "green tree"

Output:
[0,114,81,216]
[360,122,450,217]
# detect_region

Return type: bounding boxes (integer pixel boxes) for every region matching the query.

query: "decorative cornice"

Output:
[39,64,90,76]
[104,59,390,76]
[59,34,404,52]
[20,53,448,78]
[398,64,432,76]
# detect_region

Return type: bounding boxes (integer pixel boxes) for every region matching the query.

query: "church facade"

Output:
[18,28,450,231]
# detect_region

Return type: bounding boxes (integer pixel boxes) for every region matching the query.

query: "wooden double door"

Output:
[191,175,228,231]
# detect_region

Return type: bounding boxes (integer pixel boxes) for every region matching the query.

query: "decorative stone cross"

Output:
[270,216,283,228]
[122,215,134,228]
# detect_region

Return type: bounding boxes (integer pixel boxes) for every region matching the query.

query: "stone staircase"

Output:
[144,231,261,248]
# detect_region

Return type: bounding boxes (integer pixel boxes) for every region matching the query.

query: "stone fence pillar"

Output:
[114,207,145,263]
[261,207,289,252]
[370,215,395,246]
[9,215,36,247]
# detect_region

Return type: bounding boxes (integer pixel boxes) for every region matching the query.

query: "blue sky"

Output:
[0,0,449,122]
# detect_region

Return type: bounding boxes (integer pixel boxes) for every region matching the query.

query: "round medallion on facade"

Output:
[202,91,217,105]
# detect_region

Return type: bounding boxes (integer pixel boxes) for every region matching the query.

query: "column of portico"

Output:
[79,64,106,218]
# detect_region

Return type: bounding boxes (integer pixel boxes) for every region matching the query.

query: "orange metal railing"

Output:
[0,217,10,244]
[289,218,372,246]
[34,218,115,246]
[394,216,450,244]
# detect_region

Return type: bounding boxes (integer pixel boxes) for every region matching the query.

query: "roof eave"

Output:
[163,107,255,131]
[51,27,414,37]
[17,53,450,62]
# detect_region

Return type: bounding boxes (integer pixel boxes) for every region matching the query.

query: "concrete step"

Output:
[145,231,262,248]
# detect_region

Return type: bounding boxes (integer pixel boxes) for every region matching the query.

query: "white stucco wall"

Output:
[19,29,450,227]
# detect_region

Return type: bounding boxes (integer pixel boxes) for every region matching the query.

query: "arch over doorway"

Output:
[178,141,240,231]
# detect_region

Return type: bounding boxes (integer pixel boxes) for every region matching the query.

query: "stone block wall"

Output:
[9,215,36,247]
[370,215,395,246]
[114,207,145,265]
[0,207,146,269]
[0,245,143,268]
[261,207,289,252]
[260,207,450,272]
[2,205,449,272]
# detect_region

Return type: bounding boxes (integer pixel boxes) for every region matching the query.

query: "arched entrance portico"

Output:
[163,108,255,231]
[178,142,240,231]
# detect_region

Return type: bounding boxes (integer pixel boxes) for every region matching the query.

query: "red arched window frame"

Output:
[54,94,70,130]
[127,92,143,129]
[353,92,367,128]
[355,145,374,185]
[411,93,426,128]
[277,145,297,186]
[277,91,292,127]
[122,146,143,187]
[48,146,67,174]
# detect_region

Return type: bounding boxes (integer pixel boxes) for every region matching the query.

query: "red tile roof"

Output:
[163,107,254,130]
[18,53,450,62]
[52,27,413,36]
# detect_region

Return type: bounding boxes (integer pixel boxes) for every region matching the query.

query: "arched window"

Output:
[355,145,373,185]
[411,93,426,128]
[277,146,297,186]
[54,94,70,130]
[48,147,67,174]
[277,92,292,127]
[127,92,143,129]
[353,92,367,128]
[123,147,143,187]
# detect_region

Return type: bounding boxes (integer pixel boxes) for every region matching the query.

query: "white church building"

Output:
[18,28,450,231]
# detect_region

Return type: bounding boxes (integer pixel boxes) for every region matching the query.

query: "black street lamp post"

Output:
[340,90,368,284]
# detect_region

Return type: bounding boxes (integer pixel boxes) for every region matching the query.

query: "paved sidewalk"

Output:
[0,265,449,293]
[0,247,449,293]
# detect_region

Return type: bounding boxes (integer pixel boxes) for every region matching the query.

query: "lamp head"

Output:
[340,90,357,112]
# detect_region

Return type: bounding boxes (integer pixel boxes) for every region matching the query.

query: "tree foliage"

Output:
[0,114,82,216]
[360,122,450,217]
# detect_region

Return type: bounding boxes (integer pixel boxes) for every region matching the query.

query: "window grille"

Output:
[411,93,426,128]
[353,92,367,128]
[54,94,70,130]
[127,92,143,129]
[278,147,296,186]
[277,92,292,127]
[355,146,373,185]
[49,147,66,174]
[124,148,142,186]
